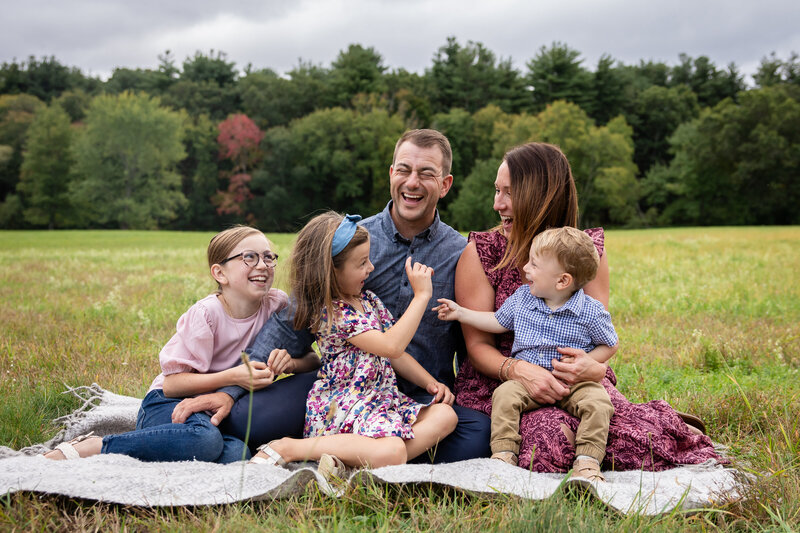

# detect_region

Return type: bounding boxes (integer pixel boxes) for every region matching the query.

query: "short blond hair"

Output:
[530,227,599,289]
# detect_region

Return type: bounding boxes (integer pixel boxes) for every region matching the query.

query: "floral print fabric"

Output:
[304,290,423,439]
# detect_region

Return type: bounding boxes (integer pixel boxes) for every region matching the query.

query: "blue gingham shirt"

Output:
[494,286,618,371]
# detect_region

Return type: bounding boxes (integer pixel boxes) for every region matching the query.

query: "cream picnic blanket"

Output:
[0,385,748,514]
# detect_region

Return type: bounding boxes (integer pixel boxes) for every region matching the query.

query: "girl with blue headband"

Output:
[249,211,457,476]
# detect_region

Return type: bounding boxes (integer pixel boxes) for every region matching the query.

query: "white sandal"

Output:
[249,441,287,466]
[45,432,101,460]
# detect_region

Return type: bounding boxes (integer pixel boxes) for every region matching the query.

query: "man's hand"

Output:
[426,381,455,405]
[171,392,234,426]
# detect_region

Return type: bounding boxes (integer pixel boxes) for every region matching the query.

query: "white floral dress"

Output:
[304,290,424,439]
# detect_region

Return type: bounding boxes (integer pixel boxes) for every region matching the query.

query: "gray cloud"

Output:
[2,0,798,81]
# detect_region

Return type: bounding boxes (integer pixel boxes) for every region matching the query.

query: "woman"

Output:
[453,142,721,472]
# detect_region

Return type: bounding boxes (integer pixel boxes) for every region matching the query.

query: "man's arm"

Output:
[218,305,316,402]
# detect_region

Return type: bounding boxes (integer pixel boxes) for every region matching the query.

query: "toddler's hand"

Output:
[431,298,460,321]
[405,256,433,299]
[267,348,294,376]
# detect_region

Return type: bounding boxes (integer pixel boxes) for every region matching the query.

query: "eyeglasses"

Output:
[220,250,278,268]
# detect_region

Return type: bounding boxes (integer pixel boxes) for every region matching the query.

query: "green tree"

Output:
[161,51,240,120]
[0,56,98,102]
[526,42,593,113]
[172,114,222,230]
[384,69,433,127]
[446,158,502,231]
[329,44,387,107]
[630,85,700,173]
[16,104,75,228]
[588,55,629,124]
[428,37,528,114]
[0,94,45,200]
[754,52,800,87]
[70,92,187,229]
[250,108,404,230]
[644,86,800,225]
[669,54,745,107]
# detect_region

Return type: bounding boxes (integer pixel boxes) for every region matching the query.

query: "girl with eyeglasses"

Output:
[248,212,457,478]
[44,225,319,462]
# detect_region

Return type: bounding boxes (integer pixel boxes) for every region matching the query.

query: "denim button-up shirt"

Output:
[361,202,467,395]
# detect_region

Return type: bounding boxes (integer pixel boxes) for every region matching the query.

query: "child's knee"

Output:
[429,403,458,435]
[375,437,407,466]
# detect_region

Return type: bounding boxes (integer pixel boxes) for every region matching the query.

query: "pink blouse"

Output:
[148,289,288,392]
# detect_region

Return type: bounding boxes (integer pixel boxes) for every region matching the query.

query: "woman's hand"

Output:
[551,347,607,385]
[405,256,433,300]
[225,361,275,390]
[266,348,294,376]
[508,359,570,404]
[426,381,455,405]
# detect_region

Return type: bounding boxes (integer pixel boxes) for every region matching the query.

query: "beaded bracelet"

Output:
[498,358,511,381]
[503,359,519,382]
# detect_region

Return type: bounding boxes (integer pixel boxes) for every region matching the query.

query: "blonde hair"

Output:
[496,142,579,271]
[207,225,268,292]
[290,211,370,332]
[530,227,599,289]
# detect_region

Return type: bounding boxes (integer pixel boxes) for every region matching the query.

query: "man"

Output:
[173,129,491,463]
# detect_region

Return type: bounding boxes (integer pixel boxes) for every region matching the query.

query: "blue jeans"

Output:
[221,371,491,463]
[101,389,249,463]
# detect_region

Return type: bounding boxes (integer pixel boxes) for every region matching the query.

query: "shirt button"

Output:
[404,281,408,286]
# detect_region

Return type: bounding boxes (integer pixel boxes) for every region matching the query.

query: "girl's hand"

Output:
[405,257,433,299]
[426,381,455,405]
[226,361,275,390]
[551,347,607,385]
[267,348,294,376]
[431,298,460,321]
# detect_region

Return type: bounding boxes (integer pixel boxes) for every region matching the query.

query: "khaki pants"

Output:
[490,379,614,464]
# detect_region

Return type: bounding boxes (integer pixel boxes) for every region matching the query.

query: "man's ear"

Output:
[211,264,228,287]
[556,272,574,291]
[439,174,454,198]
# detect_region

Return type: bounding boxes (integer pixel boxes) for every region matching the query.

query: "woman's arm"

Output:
[456,242,570,404]
[583,250,609,309]
[348,258,432,359]
[162,362,274,398]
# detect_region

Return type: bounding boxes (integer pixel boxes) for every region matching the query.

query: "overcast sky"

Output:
[2,0,799,83]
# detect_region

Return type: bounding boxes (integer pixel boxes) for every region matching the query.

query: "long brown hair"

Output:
[495,142,579,271]
[290,211,370,332]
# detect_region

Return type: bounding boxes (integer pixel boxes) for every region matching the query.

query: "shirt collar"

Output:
[380,200,440,243]
[531,288,586,315]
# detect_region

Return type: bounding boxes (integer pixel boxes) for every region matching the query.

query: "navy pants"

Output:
[220,371,491,463]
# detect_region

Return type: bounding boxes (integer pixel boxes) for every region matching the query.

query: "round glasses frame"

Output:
[220,250,278,268]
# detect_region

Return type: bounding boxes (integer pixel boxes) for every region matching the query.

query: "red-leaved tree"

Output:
[213,113,263,218]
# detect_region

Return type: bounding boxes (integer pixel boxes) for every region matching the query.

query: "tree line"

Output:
[1,39,798,231]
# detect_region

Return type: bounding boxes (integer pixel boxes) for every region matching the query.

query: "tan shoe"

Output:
[569,457,605,486]
[491,451,518,466]
[317,453,346,481]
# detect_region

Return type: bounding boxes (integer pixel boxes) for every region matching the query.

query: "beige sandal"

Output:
[249,441,287,466]
[44,432,102,460]
[317,453,346,480]
[491,450,518,466]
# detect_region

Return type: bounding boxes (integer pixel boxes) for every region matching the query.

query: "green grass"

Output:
[2,227,800,531]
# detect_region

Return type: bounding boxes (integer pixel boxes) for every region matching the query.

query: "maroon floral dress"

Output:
[454,229,723,472]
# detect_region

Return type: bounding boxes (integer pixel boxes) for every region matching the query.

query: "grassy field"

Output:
[1,227,799,531]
